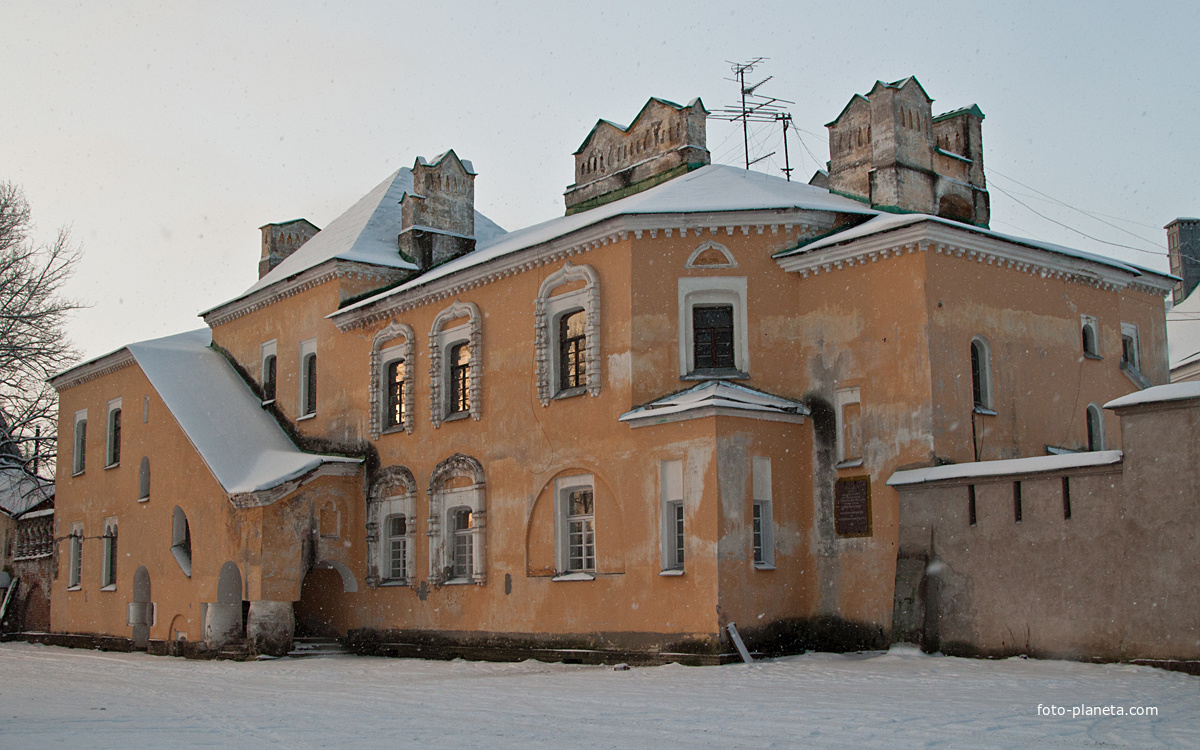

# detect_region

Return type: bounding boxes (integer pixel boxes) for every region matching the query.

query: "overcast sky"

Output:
[3,1,1197,361]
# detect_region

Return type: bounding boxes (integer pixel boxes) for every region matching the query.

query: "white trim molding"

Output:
[685,239,737,269]
[427,453,487,585]
[365,465,418,588]
[534,262,601,406]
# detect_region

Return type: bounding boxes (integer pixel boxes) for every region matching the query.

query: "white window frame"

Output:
[1080,315,1100,358]
[1086,403,1105,451]
[752,456,774,569]
[1120,322,1141,371]
[438,487,485,584]
[68,521,83,589]
[678,276,749,378]
[553,473,596,580]
[101,516,118,590]
[534,262,601,405]
[369,322,416,438]
[383,513,411,583]
[835,386,863,467]
[260,339,278,404]
[970,335,995,414]
[72,409,87,475]
[660,460,685,574]
[105,398,122,468]
[298,338,317,418]
[428,301,482,428]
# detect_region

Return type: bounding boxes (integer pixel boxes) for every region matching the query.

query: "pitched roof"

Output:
[204,167,507,314]
[336,164,876,317]
[1104,380,1200,410]
[126,329,358,495]
[775,212,1170,281]
[619,381,809,427]
[0,459,52,517]
[887,450,1124,486]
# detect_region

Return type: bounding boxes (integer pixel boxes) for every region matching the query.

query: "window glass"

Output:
[566,488,595,573]
[693,305,735,370]
[387,515,407,580]
[107,408,121,466]
[449,343,471,414]
[559,311,586,391]
[303,353,317,415]
[263,355,277,402]
[386,360,406,428]
[451,508,473,579]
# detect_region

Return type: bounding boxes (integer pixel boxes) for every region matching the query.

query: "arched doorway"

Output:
[130,566,152,648]
[294,563,352,638]
[22,583,49,632]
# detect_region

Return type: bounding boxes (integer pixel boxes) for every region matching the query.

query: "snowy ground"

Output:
[0,642,1196,749]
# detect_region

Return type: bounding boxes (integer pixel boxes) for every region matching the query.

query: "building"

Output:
[1166,218,1200,305]
[48,80,1174,662]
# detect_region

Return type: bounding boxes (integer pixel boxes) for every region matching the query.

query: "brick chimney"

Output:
[258,219,319,278]
[397,150,476,271]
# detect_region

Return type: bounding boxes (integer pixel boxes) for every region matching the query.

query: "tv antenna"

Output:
[710,58,797,179]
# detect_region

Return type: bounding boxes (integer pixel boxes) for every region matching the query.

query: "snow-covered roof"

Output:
[205,167,507,312]
[0,460,53,517]
[776,213,1166,280]
[338,165,876,316]
[1167,287,1200,371]
[887,450,1124,487]
[127,329,358,496]
[619,380,809,427]
[1104,380,1200,410]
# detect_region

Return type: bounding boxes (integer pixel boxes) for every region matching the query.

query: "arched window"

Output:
[449,343,471,415]
[1086,404,1105,451]
[428,301,481,427]
[366,466,417,587]
[138,456,150,501]
[106,402,122,467]
[262,354,277,402]
[171,506,192,577]
[369,322,415,438]
[302,351,317,416]
[559,311,586,391]
[534,262,601,405]
[428,453,486,585]
[1081,316,1100,358]
[970,337,994,411]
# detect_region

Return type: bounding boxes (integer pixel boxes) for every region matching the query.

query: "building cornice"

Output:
[49,349,136,392]
[330,208,833,331]
[202,260,407,328]
[776,220,1175,295]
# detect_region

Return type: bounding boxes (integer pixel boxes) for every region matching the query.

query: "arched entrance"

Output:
[294,562,355,637]
[23,583,49,632]
[130,566,152,648]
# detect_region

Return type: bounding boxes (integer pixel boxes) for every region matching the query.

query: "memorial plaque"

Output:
[835,476,871,537]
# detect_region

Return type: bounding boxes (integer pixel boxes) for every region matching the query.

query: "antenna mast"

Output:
[711,59,795,178]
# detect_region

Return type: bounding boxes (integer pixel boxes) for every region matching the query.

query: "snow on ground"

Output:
[0,642,1196,749]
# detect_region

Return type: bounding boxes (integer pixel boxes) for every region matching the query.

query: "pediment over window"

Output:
[685,240,737,269]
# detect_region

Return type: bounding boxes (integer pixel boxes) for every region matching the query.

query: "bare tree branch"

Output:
[0,182,83,481]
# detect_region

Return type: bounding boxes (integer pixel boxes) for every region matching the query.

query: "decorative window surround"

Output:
[775,221,1175,297]
[427,453,486,585]
[369,322,416,438]
[535,262,601,405]
[329,211,828,332]
[685,240,737,269]
[678,276,749,378]
[428,301,481,427]
[365,465,417,588]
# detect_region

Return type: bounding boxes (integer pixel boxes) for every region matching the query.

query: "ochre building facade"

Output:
[49,82,1173,661]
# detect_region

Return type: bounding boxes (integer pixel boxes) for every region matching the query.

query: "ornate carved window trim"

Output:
[427,453,486,585]
[534,262,601,406]
[369,322,416,438]
[428,301,482,428]
[365,465,417,588]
